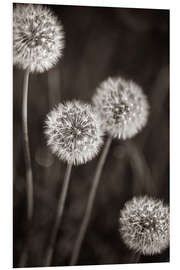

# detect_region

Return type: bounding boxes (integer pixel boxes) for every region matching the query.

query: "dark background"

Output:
[13,4,169,267]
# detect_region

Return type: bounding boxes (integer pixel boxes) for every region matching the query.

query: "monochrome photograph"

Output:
[13,2,169,267]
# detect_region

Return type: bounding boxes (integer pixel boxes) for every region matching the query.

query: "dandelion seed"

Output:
[13,4,64,73]
[119,196,169,255]
[93,77,149,139]
[44,100,103,165]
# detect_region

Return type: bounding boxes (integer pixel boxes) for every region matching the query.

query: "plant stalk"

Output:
[18,68,33,267]
[22,68,33,221]
[70,136,112,265]
[45,163,73,266]
[131,251,141,263]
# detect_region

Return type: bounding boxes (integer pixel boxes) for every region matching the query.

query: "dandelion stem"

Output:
[126,141,155,195]
[45,163,73,266]
[18,248,28,268]
[134,252,141,263]
[19,68,33,267]
[130,251,141,263]
[70,136,112,265]
[22,68,33,221]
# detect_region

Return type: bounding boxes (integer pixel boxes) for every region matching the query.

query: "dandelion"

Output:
[44,100,103,266]
[92,76,149,140]
[13,4,65,267]
[45,100,103,165]
[70,76,150,265]
[119,196,169,256]
[13,4,64,73]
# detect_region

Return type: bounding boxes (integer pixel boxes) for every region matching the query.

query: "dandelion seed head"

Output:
[13,4,64,73]
[44,101,104,165]
[119,196,169,255]
[92,77,149,139]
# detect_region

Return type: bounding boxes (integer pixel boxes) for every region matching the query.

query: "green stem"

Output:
[45,163,73,266]
[18,68,33,267]
[70,136,112,265]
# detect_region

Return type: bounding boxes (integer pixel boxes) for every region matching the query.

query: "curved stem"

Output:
[45,163,73,266]
[18,68,33,267]
[22,68,33,221]
[70,136,112,266]
[126,141,155,196]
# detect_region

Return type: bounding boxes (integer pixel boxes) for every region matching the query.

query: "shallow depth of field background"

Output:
[13,4,169,267]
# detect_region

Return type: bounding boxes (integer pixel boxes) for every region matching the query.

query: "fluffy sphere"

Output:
[119,196,169,255]
[92,77,149,139]
[13,4,64,73]
[44,101,104,165]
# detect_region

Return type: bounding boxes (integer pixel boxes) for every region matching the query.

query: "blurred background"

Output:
[13,4,169,267]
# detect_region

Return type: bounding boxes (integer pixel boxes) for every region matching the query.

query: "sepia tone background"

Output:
[13,4,169,267]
